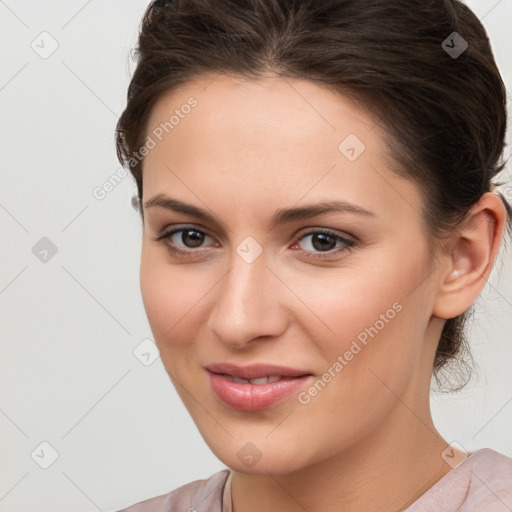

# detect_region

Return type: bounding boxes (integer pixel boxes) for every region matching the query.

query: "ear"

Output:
[433,192,507,320]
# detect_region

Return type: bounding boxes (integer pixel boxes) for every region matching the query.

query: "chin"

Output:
[203,436,315,476]
[224,455,305,475]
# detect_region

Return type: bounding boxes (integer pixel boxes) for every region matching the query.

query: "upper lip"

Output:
[205,362,312,380]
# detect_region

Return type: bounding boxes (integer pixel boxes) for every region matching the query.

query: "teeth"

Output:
[223,374,283,385]
[250,376,270,385]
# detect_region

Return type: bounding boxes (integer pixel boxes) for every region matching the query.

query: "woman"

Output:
[115,0,512,510]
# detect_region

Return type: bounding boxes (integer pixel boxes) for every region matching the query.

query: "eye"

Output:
[292,229,356,260]
[154,225,357,260]
[153,226,216,255]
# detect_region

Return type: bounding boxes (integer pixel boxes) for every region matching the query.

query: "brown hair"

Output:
[115,0,511,391]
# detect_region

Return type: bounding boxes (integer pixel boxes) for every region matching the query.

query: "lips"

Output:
[205,362,311,380]
[205,362,314,411]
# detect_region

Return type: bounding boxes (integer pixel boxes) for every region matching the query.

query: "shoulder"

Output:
[460,448,512,509]
[115,469,231,512]
[406,448,512,512]
[468,446,512,472]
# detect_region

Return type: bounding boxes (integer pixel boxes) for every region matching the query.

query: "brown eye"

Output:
[154,226,216,255]
[297,230,355,252]
[174,229,206,248]
[301,232,338,251]
[293,229,357,261]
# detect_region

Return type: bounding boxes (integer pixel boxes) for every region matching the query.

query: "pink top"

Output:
[116,448,512,511]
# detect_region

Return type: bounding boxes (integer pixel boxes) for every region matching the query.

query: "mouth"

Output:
[205,363,314,411]
[217,373,290,385]
[204,361,312,380]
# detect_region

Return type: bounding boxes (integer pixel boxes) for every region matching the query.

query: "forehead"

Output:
[142,74,423,227]
[145,73,378,159]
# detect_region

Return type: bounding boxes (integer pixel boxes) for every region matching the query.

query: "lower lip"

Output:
[208,372,313,411]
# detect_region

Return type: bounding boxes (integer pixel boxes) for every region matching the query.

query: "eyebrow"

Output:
[143,194,375,229]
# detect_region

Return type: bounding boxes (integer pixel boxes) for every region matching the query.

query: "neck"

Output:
[230,376,451,511]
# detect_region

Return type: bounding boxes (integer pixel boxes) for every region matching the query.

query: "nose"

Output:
[207,249,288,349]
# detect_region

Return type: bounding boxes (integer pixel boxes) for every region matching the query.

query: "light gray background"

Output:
[0,1,511,511]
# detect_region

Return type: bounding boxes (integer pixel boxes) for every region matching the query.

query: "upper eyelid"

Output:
[159,224,217,242]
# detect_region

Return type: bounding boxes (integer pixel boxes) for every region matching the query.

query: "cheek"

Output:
[291,247,433,378]
[285,261,431,449]
[139,246,200,349]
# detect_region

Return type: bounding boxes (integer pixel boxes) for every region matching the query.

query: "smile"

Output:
[207,370,314,411]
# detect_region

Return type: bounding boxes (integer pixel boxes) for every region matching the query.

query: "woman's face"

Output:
[140,74,443,474]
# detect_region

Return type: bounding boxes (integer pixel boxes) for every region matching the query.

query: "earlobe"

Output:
[433,192,506,320]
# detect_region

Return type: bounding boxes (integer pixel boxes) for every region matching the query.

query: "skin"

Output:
[138,73,506,511]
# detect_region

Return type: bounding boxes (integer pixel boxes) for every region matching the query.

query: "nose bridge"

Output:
[208,249,284,346]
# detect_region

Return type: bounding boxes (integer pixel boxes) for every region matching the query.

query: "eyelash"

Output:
[153,225,357,261]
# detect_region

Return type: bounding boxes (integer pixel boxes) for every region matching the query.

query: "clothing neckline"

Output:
[220,448,487,512]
